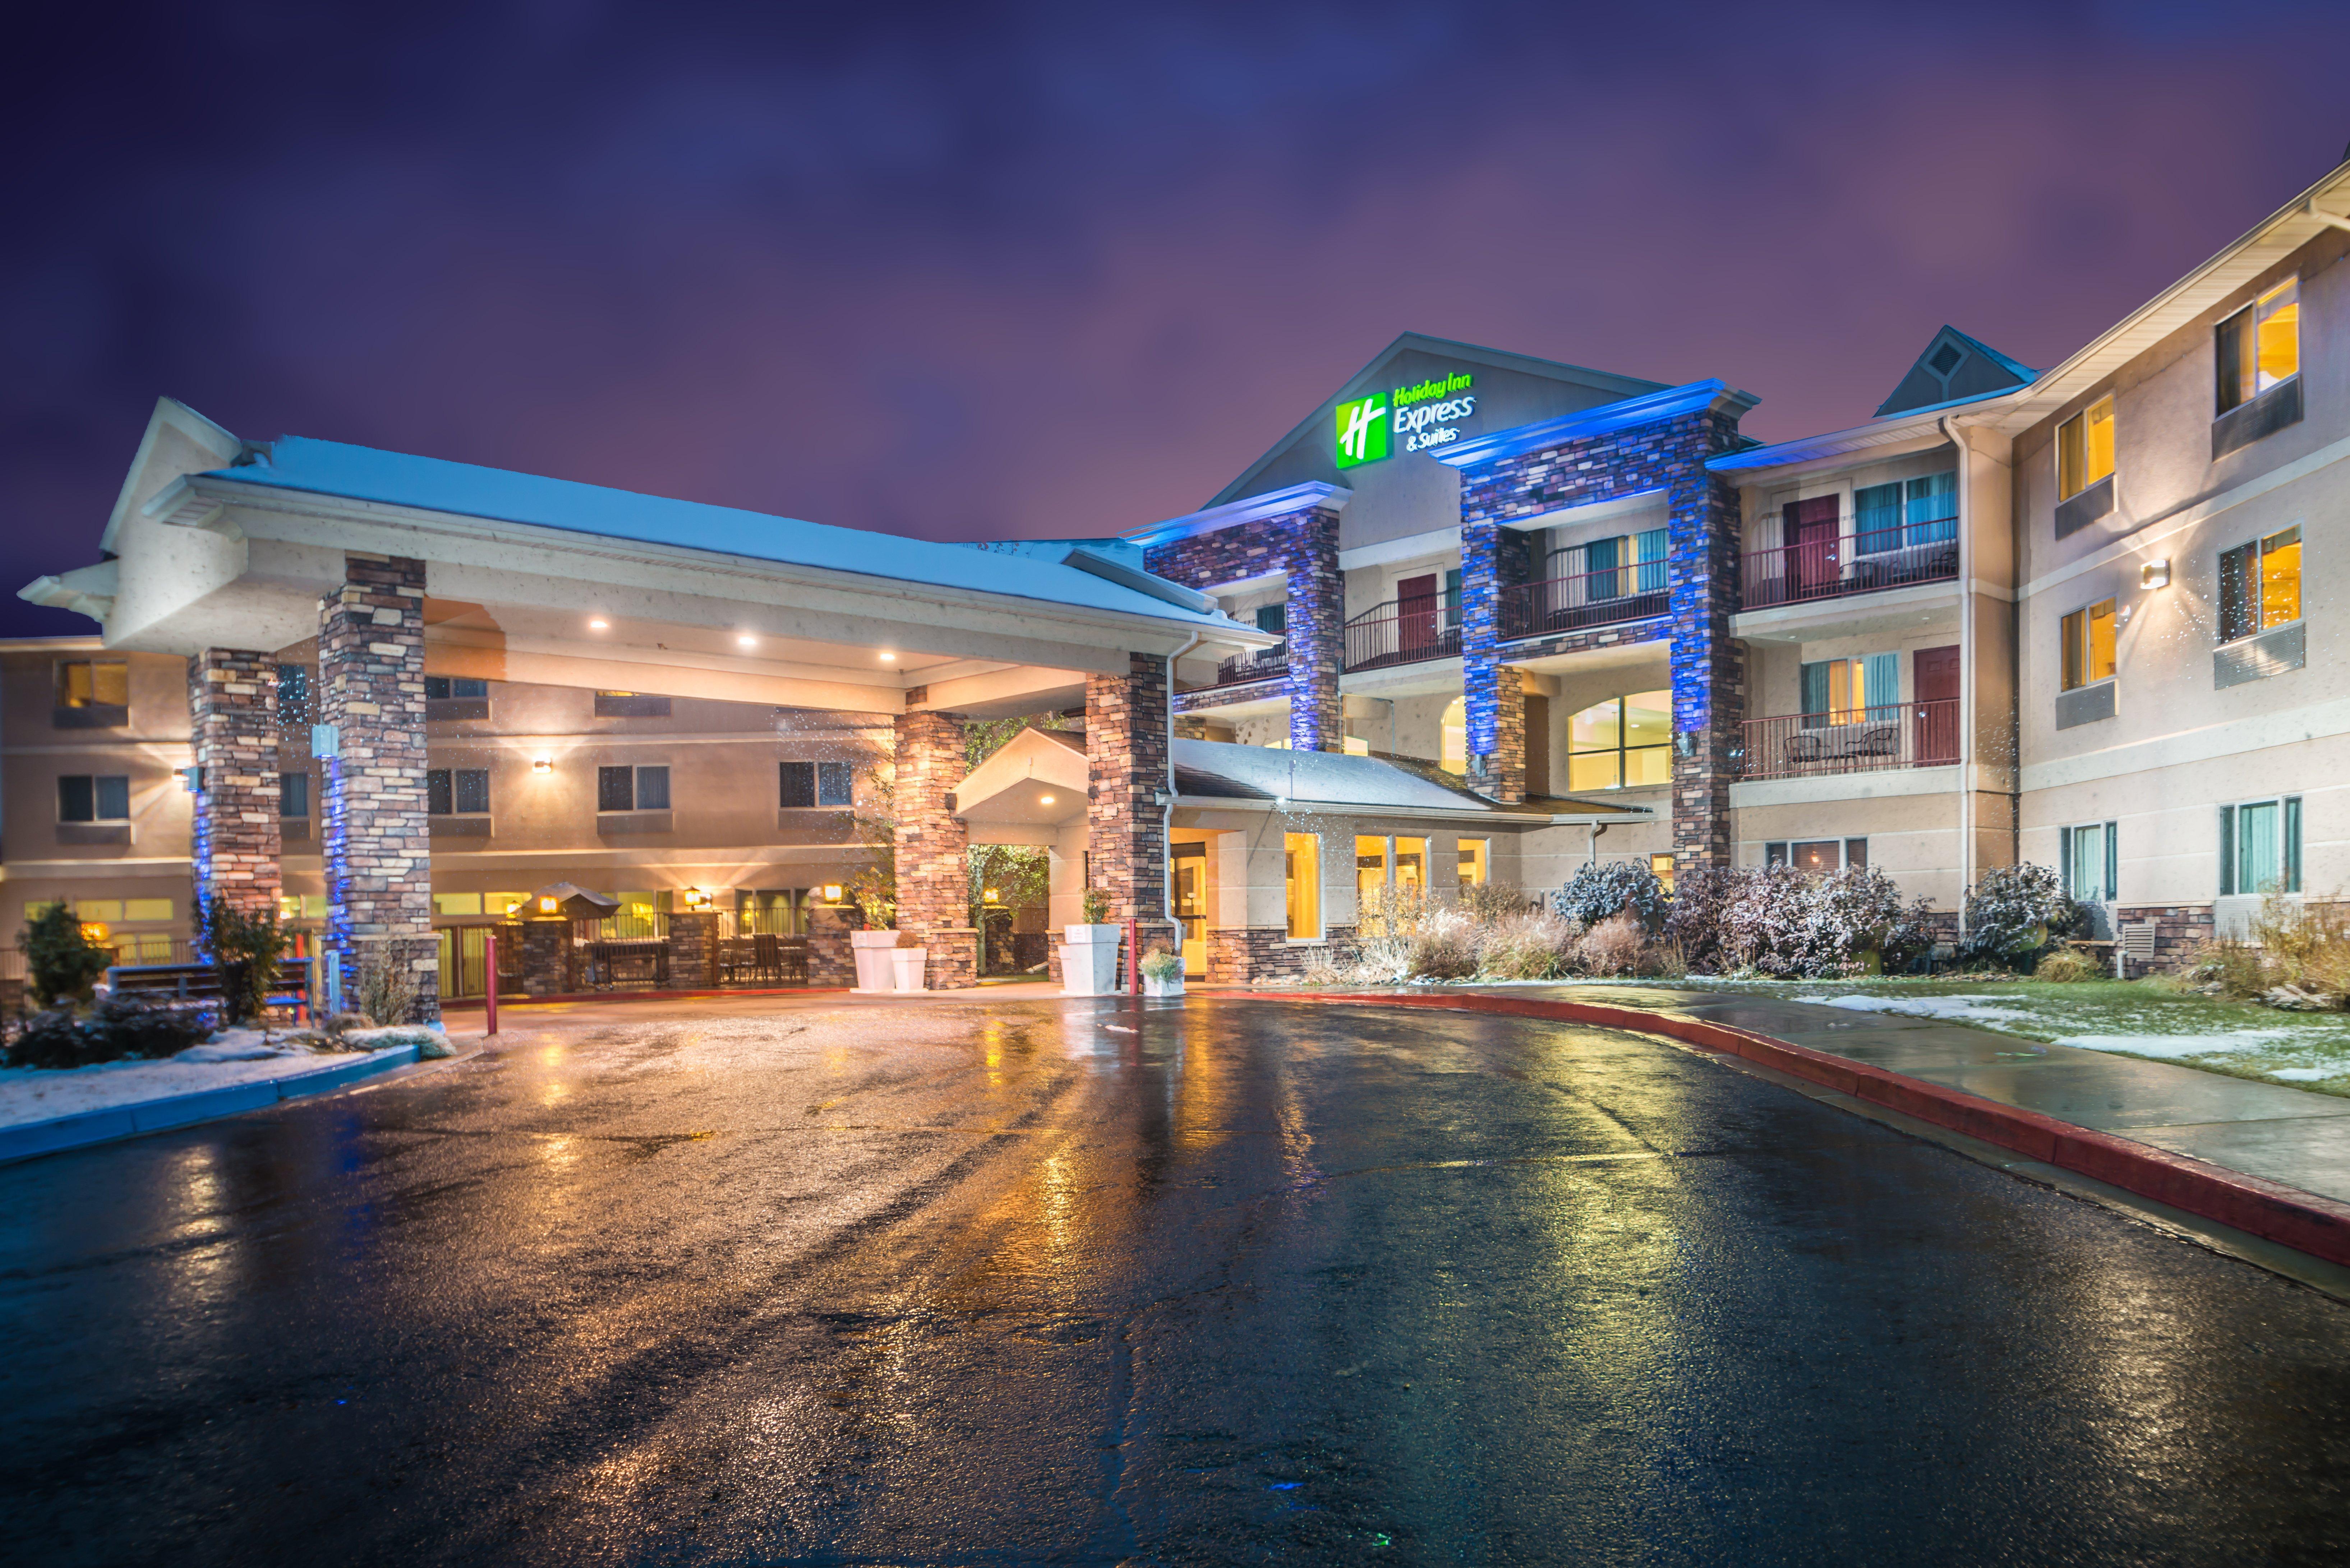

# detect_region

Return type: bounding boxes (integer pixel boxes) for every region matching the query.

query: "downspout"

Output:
[1588,821,1609,866]
[1941,412,1973,947]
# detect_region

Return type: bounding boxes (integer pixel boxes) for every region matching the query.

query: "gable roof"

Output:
[174,432,1246,633]
[1874,326,2037,417]
[1204,332,1668,509]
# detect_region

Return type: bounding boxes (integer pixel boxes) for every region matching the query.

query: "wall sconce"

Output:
[983,887,1002,904]
[533,757,552,774]
[681,887,713,911]
[538,896,559,914]
[821,884,844,903]
[2141,559,2170,589]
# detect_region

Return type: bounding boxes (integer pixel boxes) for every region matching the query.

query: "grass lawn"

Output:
[1677,973,2350,1098]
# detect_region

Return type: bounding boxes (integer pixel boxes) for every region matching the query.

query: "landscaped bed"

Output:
[0,1033,431,1130]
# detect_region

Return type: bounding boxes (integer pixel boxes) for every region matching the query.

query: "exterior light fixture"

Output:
[1038,794,1055,805]
[737,634,758,648]
[983,887,1001,904]
[533,756,552,774]
[2141,559,2171,589]
[879,652,896,663]
[821,883,844,902]
[538,896,559,914]
[589,618,609,630]
[81,922,109,944]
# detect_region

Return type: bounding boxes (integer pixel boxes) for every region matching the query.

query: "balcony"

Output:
[1735,700,1959,782]
[1501,564,1669,641]
[1345,600,1461,672]
[1740,529,1958,611]
[1205,646,1288,689]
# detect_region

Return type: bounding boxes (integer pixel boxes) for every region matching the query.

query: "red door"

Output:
[1914,644,1959,763]
[1783,497,1840,602]
[1398,573,1438,657]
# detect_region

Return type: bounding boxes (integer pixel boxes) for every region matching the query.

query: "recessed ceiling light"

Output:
[737,634,757,648]
[879,652,896,663]
[588,618,609,630]
[1038,794,1054,805]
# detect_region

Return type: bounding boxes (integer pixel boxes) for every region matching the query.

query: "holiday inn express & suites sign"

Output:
[1335,371,1477,468]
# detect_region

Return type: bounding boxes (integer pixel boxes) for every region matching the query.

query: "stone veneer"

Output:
[1457,406,1747,866]
[1144,505,1343,751]
[2115,904,2217,976]
[187,647,283,922]
[893,710,978,988]
[806,905,858,988]
[519,917,577,996]
[320,553,438,1021]
[667,910,720,989]
[1209,925,1359,984]
[1087,653,1172,926]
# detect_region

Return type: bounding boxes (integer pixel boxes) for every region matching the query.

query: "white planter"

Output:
[851,929,899,993]
[1062,924,1124,997]
[1143,973,1184,998]
[890,947,929,991]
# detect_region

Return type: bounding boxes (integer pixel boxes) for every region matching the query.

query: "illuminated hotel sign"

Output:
[1334,371,1477,468]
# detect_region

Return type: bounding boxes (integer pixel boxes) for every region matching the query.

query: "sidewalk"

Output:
[1575,984,2350,1207]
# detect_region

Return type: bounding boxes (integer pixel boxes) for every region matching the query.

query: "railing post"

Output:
[484,931,499,1035]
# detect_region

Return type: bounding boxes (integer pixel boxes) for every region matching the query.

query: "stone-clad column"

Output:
[1460,523,1532,802]
[1087,653,1171,928]
[188,648,283,923]
[320,552,437,1022]
[1666,467,1745,871]
[893,709,978,988]
[1142,503,1343,752]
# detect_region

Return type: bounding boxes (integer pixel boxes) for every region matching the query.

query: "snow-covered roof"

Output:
[1171,739,1649,820]
[198,436,1244,630]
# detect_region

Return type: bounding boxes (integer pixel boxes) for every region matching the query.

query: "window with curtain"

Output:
[2058,398,2115,500]
[1547,532,1665,600]
[1854,483,1904,555]
[1905,471,1958,545]
[1443,569,1463,628]
[2059,600,2117,690]
[2060,822,2118,901]
[1799,653,1898,727]
[2218,526,2301,643]
[2217,277,2299,415]
[2220,797,2301,896]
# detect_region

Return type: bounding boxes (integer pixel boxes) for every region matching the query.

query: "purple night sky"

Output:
[5,1,2346,633]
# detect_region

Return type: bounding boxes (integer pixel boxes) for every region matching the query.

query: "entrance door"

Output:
[1397,573,1439,658]
[1782,497,1841,601]
[1172,842,1209,975]
[1914,644,1960,763]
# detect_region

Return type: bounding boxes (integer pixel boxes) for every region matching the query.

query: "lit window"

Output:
[1650,853,1676,894]
[1566,690,1672,791]
[1439,697,1467,774]
[55,660,128,709]
[2056,397,2115,501]
[1284,832,1321,939]
[1355,836,1390,932]
[1457,838,1488,886]
[2218,526,2300,643]
[1800,654,1898,727]
[1395,837,1428,894]
[1764,840,1864,872]
[2059,599,2118,690]
[2061,822,2118,902]
[2217,278,2299,415]
[2219,797,2301,896]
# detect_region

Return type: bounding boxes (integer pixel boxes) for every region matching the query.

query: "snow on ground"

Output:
[0,1041,406,1129]
[2042,1031,2297,1060]
[1800,993,2040,1026]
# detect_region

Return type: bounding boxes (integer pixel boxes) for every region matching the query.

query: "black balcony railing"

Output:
[1734,700,1960,781]
[1500,564,1670,640]
[1741,529,1958,610]
[1209,646,1288,688]
[1345,600,1461,672]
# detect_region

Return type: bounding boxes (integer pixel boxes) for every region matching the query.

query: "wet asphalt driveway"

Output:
[5,994,2350,1566]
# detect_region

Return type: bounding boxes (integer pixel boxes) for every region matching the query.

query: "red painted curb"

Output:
[1197,987,2350,1270]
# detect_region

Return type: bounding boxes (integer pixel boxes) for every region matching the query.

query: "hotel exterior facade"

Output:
[17,156,2350,996]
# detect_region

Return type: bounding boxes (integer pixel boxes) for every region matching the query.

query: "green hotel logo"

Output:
[1336,393,1389,468]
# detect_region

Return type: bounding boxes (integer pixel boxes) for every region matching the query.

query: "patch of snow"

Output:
[2273,1067,2337,1082]
[1800,993,2036,1025]
[2049,1031,2295,1060]
[0,1045,406,1130]
[340,1026,440,1047]
[178,1029,299,1063]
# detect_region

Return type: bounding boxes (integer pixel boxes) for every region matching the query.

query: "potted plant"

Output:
[889,929,929,991]
[1063,889,1121,997]
[1140,947,1184,999]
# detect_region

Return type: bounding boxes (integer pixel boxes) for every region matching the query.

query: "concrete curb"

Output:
[438,986,851,1010]
[1203,988,2350,1271]
[0,1044,422,1166]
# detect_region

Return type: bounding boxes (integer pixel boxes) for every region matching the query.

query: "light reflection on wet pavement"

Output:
[4,995,2350,1565]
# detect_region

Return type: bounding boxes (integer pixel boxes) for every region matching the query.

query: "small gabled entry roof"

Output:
[1874,327,2037,417]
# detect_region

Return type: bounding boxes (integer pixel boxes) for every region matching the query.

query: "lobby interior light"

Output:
[538,896,558,913]
[2142,559,2171,589]
[820,883,844,902]
[533,756,552,774]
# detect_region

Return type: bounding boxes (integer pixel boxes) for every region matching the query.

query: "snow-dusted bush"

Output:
[1478,908,1582,979]
[1961,862,2077,965]
[1662,864,1741,974]
[1576,913,1649,977]
[1712,864,1933,978]
[1554,860,1669,931]
[4,998,213,1069]
[1410,908,1479,980]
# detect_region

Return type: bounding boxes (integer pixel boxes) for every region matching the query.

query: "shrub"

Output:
[1711,864,1934,978]
[5,998,212,1069]
[1408,909,1479,980]
[1081,888,1111,925]
[2250,892,2350,1003]
[199,897,290,1026]
[1962,863,2078,965]
[1717,864,1817,976]
[356,946,420,1028]
[1576,913,1649,977]
[1477,909,1581,980]
[1554,860,1669,932]
[2033,945,2102,984]
[1139,948,1181,981]
[19,901,110,1008]
[2183,938,2274,999]
[1456,883,1530,926]
[1662,864,1741,975]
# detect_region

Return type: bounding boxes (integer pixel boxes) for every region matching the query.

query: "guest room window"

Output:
[2218,527,2301,643]
[598,765,669,812]
[2056,397,2115,501]
[2217,278,2299,415]
[1800,654,1898,727]
[1853,472,1956,554]
[2059,600,2117,690]
[2061,822,2119,901]
[1566,690,1671,791]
